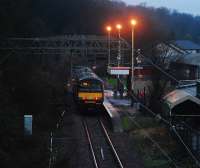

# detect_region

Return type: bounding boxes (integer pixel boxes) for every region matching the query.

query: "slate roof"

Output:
[182,53,200,66]
[172,40,200,50]
[179,85,197,97]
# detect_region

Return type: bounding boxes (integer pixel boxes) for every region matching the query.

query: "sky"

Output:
[124,0,200,16]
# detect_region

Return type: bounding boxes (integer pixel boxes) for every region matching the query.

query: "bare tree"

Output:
[147,43,179,113]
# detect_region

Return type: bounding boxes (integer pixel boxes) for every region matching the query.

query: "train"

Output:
[72,66,104,107]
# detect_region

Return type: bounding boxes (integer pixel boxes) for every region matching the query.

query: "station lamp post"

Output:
[106,26,112,67]
[116,24,122,68]
[130,19,137,92]
[116,24,122,95]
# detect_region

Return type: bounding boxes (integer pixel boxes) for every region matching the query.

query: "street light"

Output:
[130,19,137,92]
[116,24,122,96]
[106,26,112,66]
[116,24,122,68]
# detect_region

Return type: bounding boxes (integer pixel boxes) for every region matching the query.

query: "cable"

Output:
[131,93,171,126]
[137,52,198,94]
[172,126,200,167]
[128,116,179,168]
[130,41,198,94]
[129,93,200,167]
[119,69,199,166]
[138,53,180,84]
[121,40,200,166]
[113,73,199,167]
[182,122,200,136]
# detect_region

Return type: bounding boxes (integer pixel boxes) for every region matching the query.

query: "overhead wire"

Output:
[128,116,179,168]
[129,92,200,167]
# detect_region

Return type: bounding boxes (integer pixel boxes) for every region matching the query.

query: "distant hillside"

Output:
[0,0,200,47]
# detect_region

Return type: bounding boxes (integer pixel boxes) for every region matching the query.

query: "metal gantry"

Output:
[0,35,131,67]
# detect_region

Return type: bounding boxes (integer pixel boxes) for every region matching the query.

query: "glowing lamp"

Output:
[116,24,122,30]
[130,19,137,26]
[106,26,112,32]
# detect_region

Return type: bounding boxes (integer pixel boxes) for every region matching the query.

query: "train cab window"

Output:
[79,81,102,91]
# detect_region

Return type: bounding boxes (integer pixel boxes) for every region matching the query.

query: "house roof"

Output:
[181,53,200,66]
[172,40,200,50]
[163,89,200,109]
[179,85,197,97]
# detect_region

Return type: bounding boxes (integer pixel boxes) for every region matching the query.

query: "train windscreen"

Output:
[79,80,102,92]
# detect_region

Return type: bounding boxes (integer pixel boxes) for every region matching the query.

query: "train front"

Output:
[77,78,104,106]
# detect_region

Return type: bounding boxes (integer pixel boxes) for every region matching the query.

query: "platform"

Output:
[103,98,123,133]
[103,90,138,132]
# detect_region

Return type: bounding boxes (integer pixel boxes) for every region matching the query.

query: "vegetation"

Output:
[121,113,196,168]
[147,46,177,114]
[0,53,64,167]
[0,0,200,48]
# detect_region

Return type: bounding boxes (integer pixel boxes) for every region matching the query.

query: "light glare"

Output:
[106,26,112,32]
[131,19,137,26]
[116,24,122,30]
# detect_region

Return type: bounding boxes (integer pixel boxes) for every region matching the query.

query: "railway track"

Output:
[83,116,124,168]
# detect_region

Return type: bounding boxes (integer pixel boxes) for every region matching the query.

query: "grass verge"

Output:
[121,113,197,168]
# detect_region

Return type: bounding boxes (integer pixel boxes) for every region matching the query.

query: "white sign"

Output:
[107,67,130,75]
[24,115,32,135]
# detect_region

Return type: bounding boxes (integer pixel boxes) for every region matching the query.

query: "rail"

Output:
[83,116,124,168]
[83,119,99,168]
[99,119,124,168]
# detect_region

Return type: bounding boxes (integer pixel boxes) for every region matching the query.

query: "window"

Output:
[79,80,102,91]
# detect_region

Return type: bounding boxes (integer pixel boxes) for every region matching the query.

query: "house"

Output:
[170,53,200,80]
[157,40,200,55]
[171,40,200,54]
[156,40,200,81]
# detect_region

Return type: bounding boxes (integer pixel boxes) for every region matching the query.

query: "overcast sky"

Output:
[124,0,200,16]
